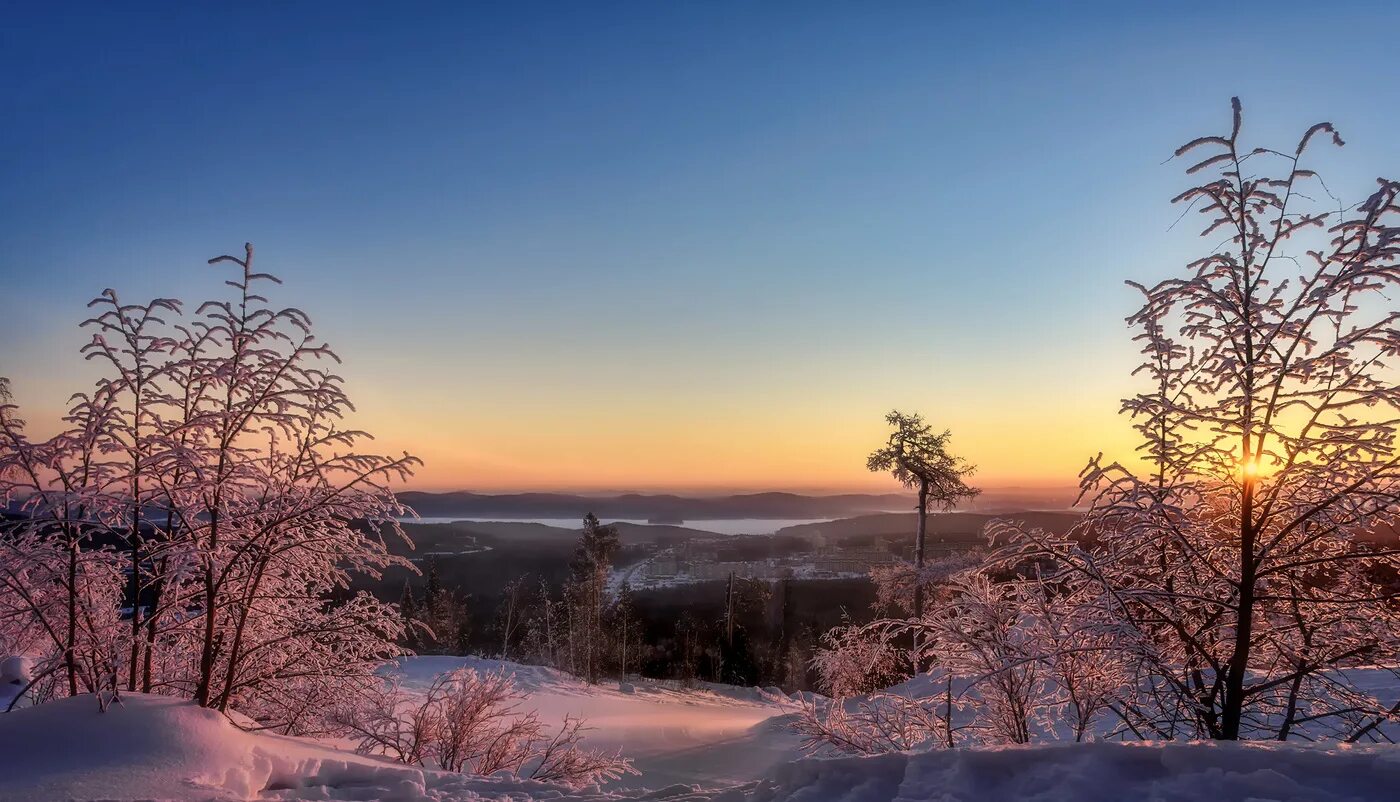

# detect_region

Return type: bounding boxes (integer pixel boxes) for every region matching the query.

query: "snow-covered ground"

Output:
[751,739,1400,802]
[386,656,803,790]
[4,657,1400,801]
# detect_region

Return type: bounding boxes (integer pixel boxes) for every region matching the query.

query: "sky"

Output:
[2,2,1398,493]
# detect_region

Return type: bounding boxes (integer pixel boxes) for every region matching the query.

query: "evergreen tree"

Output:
[424,558,443,607]
[568,513,620,684]
[398,580,420,651]
[867,411,979,631]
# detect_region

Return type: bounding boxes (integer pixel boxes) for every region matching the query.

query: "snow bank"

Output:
[8,665,1399,801]
[0,693,445,801]
[0,683,777,801]
[748,739,1400,802]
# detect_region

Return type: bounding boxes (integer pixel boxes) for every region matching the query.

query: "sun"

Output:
[1236,455,1277,480]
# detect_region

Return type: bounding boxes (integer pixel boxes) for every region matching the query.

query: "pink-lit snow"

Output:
[3,658,1400,801]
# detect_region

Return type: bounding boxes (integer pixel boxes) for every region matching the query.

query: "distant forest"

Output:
[357,511,1080,690]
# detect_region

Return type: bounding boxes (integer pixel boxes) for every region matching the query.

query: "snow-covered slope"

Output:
[0,661,801,802]
[750,739,1400,802]
[388,656,803,789]
[0,691,738,802]
[5,661,1400,801]
[0,693,437,801]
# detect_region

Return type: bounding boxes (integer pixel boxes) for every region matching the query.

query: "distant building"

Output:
[646,556,680,578]
[926,533,982,556]
[814,547,898,575]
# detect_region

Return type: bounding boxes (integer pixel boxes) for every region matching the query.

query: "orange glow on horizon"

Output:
[358,393,1145,495]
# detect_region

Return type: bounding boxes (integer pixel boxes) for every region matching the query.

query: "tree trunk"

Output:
[944,673,954,748]
[194,509,219,707]
[501,597,512,660]
[725,571,735,648]
[127,479,141,693]
[65,527,79,697]
[914,478,928,620]
[912,479,929,672]
[1220,466,1258,740]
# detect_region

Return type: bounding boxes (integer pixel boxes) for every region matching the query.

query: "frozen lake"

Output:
[400,517,831,536]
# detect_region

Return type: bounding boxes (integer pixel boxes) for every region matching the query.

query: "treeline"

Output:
[394,515,878,690]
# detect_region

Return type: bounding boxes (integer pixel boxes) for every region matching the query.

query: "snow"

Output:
[0,693,436,801]
[749,740,1400,802]
[0,656,26,712]
[386,656,803,790]
[0,691,731,801]
[4,660,1400,801]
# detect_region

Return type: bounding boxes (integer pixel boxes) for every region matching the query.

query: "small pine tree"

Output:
[398,580,420,650]
[568,513,620,683]
[867,411,979,637]
[424,558,443,607]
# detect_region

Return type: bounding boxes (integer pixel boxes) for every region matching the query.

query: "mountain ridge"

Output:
[396,490,911,520]
[396,488,1077,520]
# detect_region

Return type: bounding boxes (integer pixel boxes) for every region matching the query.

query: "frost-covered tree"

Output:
[336,667,635,788]
[495,574,529,661]
[79,291,180,693]
[801,567,1133,752]
[0,244,421,730]
[522,578,563,668]
[810,616,907,697]
[610,580,640,677]
[989,99,1400,741]
[161,245,418,725]
[0,379,127,703]
[567,513,619,684]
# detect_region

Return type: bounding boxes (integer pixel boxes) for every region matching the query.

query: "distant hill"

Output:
[396,490,912,520]
[775,510,1082,544]
[412,519,723,544]
[396,488,1078,520]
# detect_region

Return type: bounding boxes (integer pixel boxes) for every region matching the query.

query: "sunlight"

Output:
[1235,454,1281,482]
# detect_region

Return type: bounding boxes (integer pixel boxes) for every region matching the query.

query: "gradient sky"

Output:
[3,2,1398,492]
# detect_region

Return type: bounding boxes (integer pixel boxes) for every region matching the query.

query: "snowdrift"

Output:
[0,693,438,801]
[0,688,761,801]
[5,669,1400,801]
[749,739,1400,802]
[0,692,672,802]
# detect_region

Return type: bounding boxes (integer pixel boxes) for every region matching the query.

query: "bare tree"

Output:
[496,574,529,661]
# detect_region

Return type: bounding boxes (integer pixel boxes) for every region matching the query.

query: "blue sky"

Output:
[2,2,1398,491]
